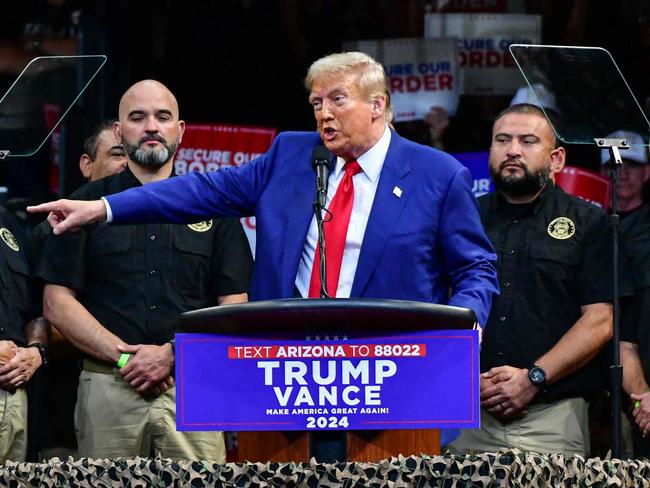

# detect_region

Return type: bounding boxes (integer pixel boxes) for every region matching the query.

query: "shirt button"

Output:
[509,249,515,254]
[150,305,157,311]
[150,235,156,240]
[499,316,506,322]
[504,281,510,287]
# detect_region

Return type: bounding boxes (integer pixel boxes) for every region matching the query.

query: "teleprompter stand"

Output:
[510,44,650,458]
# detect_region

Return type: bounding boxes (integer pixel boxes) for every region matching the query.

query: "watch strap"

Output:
[27,342,48,367]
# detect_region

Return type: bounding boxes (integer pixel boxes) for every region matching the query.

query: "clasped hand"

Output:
[631,391,650,438]
[117,343,174,398]
[480,365,539,421]
[0,340,42,389]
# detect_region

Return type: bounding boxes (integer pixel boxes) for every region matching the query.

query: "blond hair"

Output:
[305,52,393,123]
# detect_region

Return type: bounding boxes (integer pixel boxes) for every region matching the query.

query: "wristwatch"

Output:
[28,342,48,367]
[527,365,547,389]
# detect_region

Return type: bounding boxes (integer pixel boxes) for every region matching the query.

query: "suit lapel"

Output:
[351,132,411,296]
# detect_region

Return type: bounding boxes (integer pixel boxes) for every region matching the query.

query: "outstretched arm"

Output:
[27,199,106,235]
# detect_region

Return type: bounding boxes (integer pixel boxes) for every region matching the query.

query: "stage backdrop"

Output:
[175,124,277,254]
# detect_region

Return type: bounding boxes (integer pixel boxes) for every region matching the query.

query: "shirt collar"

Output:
[121,162,176,188]
[333,124,391,182]
[494,181,556,215]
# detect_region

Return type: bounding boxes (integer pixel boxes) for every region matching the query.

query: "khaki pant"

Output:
[75,370,225,462]
[0,388,27,462]
[447,398,589,457]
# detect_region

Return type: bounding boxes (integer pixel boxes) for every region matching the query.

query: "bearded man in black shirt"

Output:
[448,103,614,457]
[38,80,253,462]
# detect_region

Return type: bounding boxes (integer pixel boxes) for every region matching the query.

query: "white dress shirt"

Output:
[295,125,392,298]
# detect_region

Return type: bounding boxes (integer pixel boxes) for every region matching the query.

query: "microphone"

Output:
[311,145,331,209]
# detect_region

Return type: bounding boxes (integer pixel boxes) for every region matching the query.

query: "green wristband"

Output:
[635,400,641,409]
[117,353,131,368]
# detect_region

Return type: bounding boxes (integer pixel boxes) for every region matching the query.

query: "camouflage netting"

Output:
[2,449,650,487]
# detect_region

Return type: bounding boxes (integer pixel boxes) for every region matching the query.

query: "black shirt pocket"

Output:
[86,226,135,288]
[172,227,213,301]
[529,242,580,283]
[88,226,132,257]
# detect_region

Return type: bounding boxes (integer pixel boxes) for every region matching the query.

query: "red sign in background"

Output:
[175,124,276,174]
[175,123,277,255]
[555,166,610,209]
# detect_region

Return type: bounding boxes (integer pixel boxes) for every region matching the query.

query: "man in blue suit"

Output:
[30,52,498,325]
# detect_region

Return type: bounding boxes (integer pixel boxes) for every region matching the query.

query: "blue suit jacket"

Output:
[107,130,498,325]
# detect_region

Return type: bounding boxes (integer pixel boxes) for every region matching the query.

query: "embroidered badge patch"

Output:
[547,217,575,240]
[188,220,213,232]
[0,228,19,251]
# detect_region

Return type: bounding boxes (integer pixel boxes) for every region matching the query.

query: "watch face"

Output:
[530,367,545,384]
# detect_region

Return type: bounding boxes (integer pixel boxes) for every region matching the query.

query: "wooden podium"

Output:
[180,298,475,462]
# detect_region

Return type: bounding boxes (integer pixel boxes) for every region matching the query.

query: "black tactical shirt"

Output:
[479,184,614,402]
[0,205,33,345]
[37,166,253,346]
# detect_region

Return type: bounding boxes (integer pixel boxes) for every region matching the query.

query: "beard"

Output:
[490,160,551,198]
[123,133,179,169]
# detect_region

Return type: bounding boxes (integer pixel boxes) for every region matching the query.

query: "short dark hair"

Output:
[494,103,563,148]
[82,119,117,161]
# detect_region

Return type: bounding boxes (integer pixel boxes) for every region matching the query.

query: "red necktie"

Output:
[308,160,363,298]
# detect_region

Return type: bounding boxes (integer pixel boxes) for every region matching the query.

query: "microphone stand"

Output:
[596,135,628,459]
[313,193,331,298]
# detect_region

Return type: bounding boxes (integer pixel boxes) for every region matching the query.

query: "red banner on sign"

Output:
[175,123,277,256]
[175,124,276,174]
[555,166,610,209]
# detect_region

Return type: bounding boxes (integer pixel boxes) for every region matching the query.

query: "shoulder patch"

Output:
[547,217,575,240]
[0,228,19,251]
[188,220,213,232]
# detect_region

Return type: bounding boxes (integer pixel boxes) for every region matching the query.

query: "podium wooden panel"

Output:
[236,429,441,462]
[237,432,309,462]
[180,298,474,462]
[347,429,440,461]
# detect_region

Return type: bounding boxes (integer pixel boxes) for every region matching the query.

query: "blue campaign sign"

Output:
[451,150,493,197]
[176,329,479,432]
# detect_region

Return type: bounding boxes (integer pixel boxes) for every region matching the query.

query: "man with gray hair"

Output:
[31,52,497,318]
[30,54,498,453]
[37,80,253,461]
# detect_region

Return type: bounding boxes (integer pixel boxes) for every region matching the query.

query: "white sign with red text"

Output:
[344,38,459,121]
[424,13,541,95]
